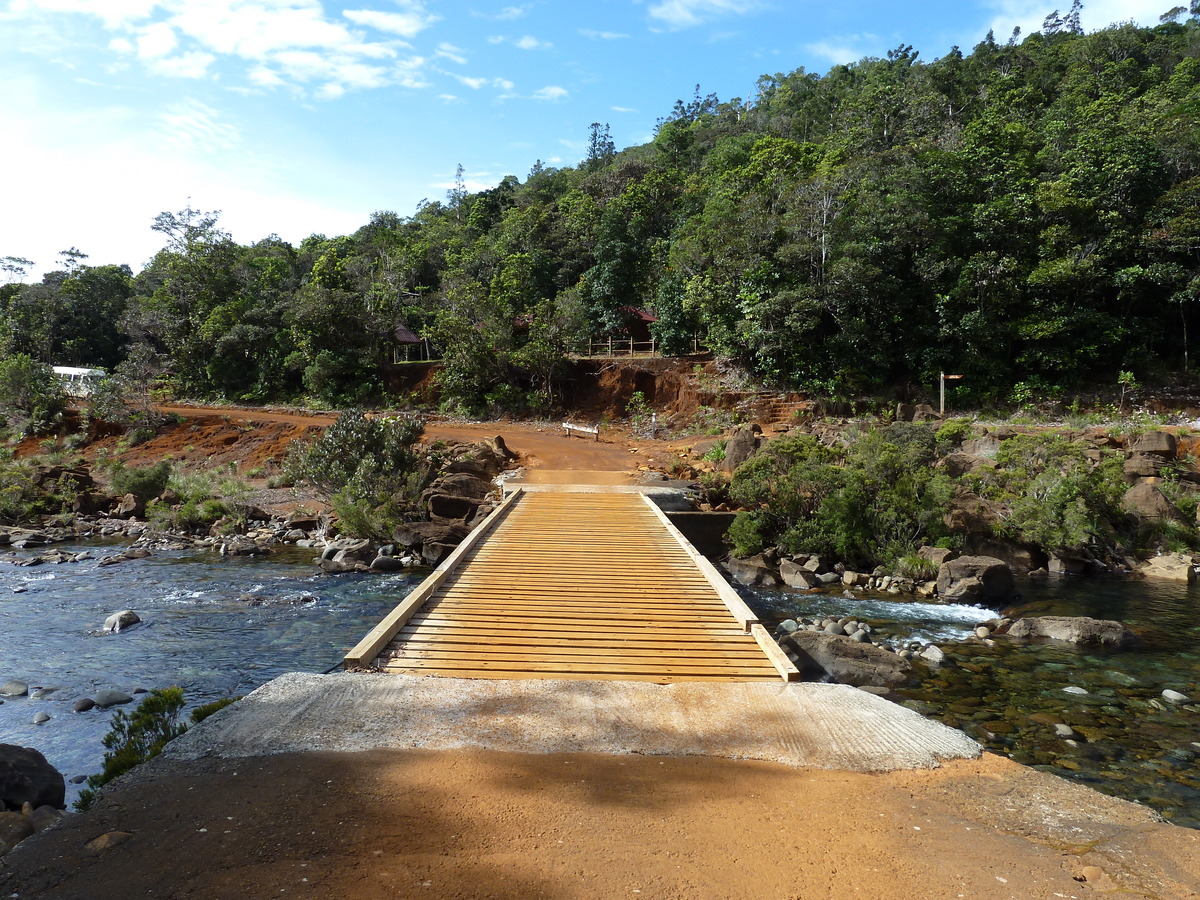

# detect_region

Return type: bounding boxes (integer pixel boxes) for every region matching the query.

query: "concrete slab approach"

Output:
[167,672,981,772]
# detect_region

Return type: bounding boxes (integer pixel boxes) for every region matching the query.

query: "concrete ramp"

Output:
[167,672,981,772]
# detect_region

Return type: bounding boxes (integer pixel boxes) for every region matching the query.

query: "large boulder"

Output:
[1006,615,1137,649]
[1128,430,1177,458]
[0,744,65,811]
[724,554,780,587]
[721,424,763,473]
[940,452,991,477]
[1122,482,1186,523]
[1138,552,1198,583]
[103,610,141,633]
[962,537,1047,573]
[392,521,470,550]
[942,492,1003,535]
[781,632,913,687]
[112,493,145,519]
[936,555,1015,604]
[779,559,820,589]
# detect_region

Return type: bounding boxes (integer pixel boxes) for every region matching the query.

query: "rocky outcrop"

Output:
[721,424,763,473]
[780,632,913,687]
[961,537,1047,573]
[1124,430,1176,479]
[1138,552,1198,583]
[723,554,780,587]
[1006,615,1137,649]
[1122,482,1185,523]
[942,492,1004,535]
[0,744,65,811]
[936,555,1015,604]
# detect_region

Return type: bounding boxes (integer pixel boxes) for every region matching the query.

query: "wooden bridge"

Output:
[345,487,798,683]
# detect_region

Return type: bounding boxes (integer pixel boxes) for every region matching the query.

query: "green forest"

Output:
[3,10,1200,415]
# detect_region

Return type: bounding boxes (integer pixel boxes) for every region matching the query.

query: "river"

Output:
[3,541,1198,828]
[738,575,1200,829]
[0,540,416,805]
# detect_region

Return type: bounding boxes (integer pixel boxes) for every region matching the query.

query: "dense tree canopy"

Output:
[4,15,1200,409]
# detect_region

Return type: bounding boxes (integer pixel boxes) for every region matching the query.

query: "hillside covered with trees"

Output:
[3,9,1200,415]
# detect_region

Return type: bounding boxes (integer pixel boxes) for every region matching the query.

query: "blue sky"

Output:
[0,0,1170,280]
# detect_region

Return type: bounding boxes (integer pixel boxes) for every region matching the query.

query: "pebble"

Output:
[777,619,799,634]
[1162,689,1190,703]
[1063,686,1089,695]
[920,645,945,664]
[73,697,96,713]
[32,712,50,725]
[30,687,59,700]
[1054,723,1076,738]
[974,626,991,639]
[69,775,87,784]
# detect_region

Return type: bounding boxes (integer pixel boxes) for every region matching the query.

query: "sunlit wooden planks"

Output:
[351,488,797,683]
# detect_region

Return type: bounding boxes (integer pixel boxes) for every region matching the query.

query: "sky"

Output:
[0,0,1172,281]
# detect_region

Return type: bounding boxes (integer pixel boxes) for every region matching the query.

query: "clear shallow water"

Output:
[738,577,1200,828]
[0,541,417,804]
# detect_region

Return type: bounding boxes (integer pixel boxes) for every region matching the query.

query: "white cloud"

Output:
[804,34,877,66]
[435,42,467,64]
[343,6,438,39]
[487,34,505,44]
[532,85,567,101]
[157,99,240,154]
[579,29,628,40]
[149,49,215,78]
[454,74,489,89]
[135,20,175,58]
[17,0,159,29]
[108,36,134,53]
[647,0,761,29]
[611,105,635,113]
[473,4,530,21]
[513,34,550,50]
[494,77,514,90]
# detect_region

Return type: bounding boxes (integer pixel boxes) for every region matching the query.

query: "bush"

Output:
[0,353,66,437]
[190,696,240,724]
[984,433,1129,555]
[728,426,953,568]
[285,410,432,540]
[74,688,186,811]
[109,460,172,502]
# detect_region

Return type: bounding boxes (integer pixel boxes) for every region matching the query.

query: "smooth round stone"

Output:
[73,697,96,713]
[32,711,50,725]
[0,679,29,697]
[1162,689,1190,703]
[1054,723,1076,738]
[92,689,133,708]
[777,619,799,634]
[974,626,991,639]
[824,622,845,635]
[29,687,59,700]
[848,629,869,642]
[1063,686,1089,695]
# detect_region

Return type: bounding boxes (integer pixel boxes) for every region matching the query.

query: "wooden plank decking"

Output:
[345,489,796,683]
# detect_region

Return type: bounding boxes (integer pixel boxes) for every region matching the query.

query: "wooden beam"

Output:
[342,487,524,668]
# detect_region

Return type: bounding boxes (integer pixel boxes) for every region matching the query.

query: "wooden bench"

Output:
[563,421,600,441]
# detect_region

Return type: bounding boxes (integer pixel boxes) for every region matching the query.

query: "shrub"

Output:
[74,688,186,811]
[285,410,432,540]
[0,353,66,437]
[109,460,172,502]
[190,696,240,724]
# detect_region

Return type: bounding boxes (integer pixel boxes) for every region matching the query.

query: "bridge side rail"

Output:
[343,487,524,669]
[639,493,799,682]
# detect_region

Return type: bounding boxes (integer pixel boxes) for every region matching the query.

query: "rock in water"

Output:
[936,555,1015,604]
[1163,689,1190,703]
[103,610,141,633]
[0,680,28,697]
[780,632,913,687]
[91,689,133,709]
[0,744,66,810]
[1006,616,1136,649]
[72,697,96,713]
